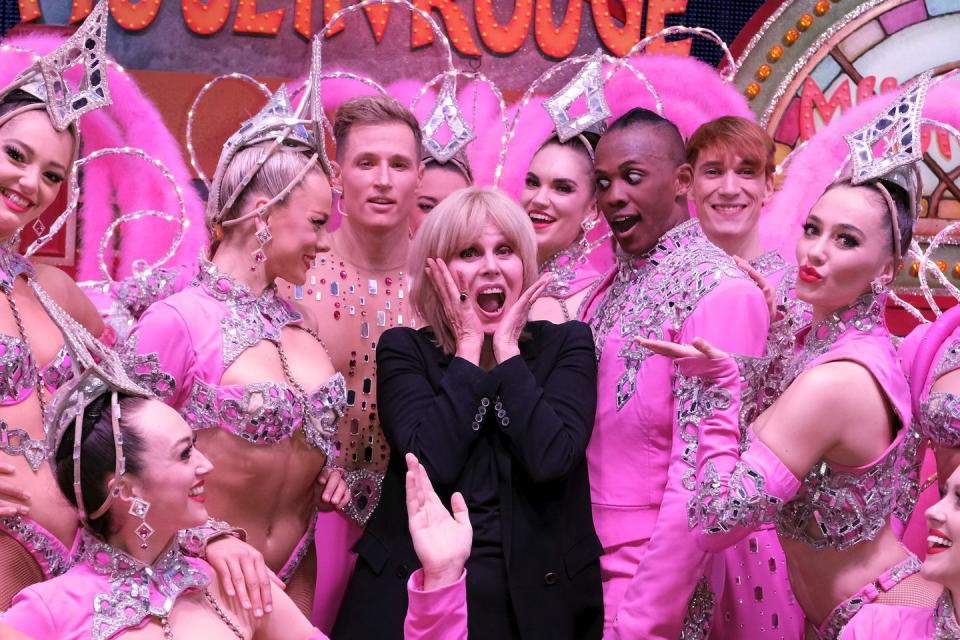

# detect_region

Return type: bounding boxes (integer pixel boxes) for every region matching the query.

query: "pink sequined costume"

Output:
[839,589,960,639]
[708,249,806,640]
[580,219,769,638]
[900,306,960,455]
[677,292,924,639]
[896,306,960,560]
[0,248,79,581]
[125,258,346,584]
[0,529,467,640]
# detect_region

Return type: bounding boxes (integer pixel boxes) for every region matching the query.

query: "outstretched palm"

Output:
[405,453,473,589]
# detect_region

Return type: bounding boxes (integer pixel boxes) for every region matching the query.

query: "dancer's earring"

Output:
[119,486,154,549]
[870,277,886,296]
[251,220,272,270]
[580,215,599,235]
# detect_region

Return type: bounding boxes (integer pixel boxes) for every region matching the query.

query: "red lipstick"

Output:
[798,265,822,284]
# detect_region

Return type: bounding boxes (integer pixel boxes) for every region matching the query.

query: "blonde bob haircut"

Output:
[409,186,538,355]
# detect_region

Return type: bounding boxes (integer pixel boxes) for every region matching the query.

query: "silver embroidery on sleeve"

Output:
[674,372,732,491]
[748,250,788,278]
[689,460,785,534]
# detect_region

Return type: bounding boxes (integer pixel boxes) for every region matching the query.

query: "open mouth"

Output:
[0,187,33,213]
[476,286,505,315]
[303,255,316,270]
[188,481,205,503]
[610,214,641,234]
[528,211,556,228]
[928,529,953,555]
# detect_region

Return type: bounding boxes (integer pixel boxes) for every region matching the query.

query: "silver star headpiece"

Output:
[0,0,111,132]
[208,84,318,225]
[843,71,930,259]
[542,49,611,144]
[845,71,928,187]
[35,278,148,523]
[421,73,476,164]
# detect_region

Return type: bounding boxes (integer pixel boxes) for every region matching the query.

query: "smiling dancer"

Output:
[1,319,472,639]
[524,131,605,324]
[0,4,119,608]
[686,116,805,638]
[840,462,960,638]
[127,83,349,615]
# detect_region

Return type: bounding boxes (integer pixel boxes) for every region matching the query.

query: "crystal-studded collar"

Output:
[0,246,34,293]
[77,529,209,640]
[782,291,885,389]
[195,259,303,367]
[748,250,788,278]
[614,218,701,269]
[541,238,590,297]
[934,589,960,640]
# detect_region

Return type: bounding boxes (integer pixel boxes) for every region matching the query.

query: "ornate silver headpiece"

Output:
[207,84,319,227]
[843,71,930,260]
[542,49,611,145]
[421,72,476,164]
[0,0,110,133]
[38,277,149,523]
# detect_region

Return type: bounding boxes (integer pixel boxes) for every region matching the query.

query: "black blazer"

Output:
[333,321,603,640]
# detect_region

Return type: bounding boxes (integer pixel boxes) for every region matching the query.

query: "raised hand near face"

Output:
[425,257,486,363]
[492,272,555,363]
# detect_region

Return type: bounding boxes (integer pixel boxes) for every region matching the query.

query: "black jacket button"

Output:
[544,571,558,585]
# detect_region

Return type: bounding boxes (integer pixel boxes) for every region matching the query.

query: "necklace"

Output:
[0,283,50,471]
[274,324,332,398]
[160,588,245,639]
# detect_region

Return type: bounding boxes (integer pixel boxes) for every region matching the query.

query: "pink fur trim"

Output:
[0,34,206,280]
[761,79,960,262]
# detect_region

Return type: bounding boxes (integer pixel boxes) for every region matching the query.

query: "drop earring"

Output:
[870,278,886,296]
[123,494,154,549]
[251,223,272,270]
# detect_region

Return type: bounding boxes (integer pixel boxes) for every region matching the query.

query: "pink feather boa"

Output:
[0,34,206,281]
